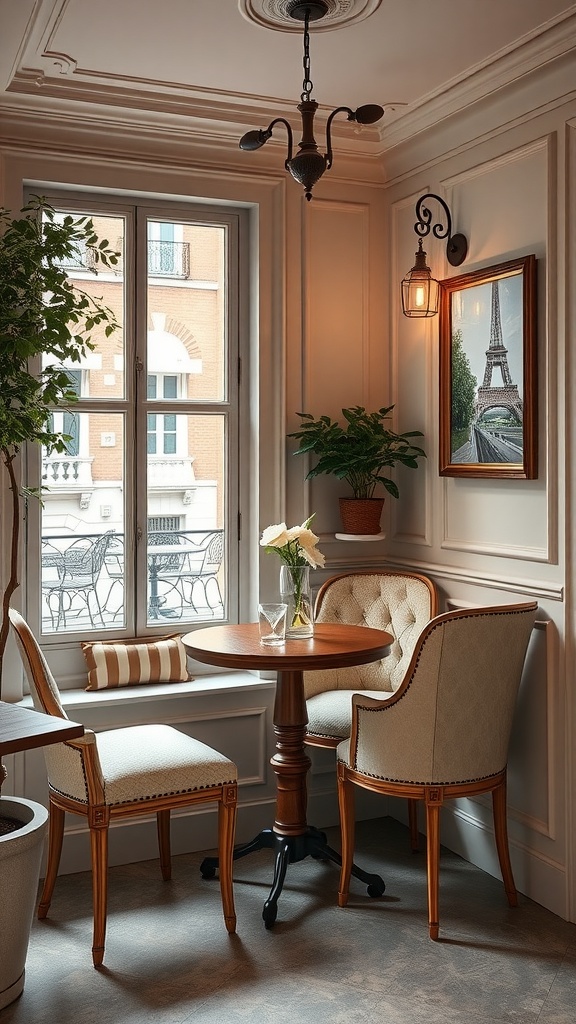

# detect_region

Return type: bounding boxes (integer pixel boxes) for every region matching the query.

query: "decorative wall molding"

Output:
[389,189,434,549]
[440,538,551,563]
[379,555,564,602]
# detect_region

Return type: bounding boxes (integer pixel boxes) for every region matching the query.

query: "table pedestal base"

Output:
[200,825,385,928]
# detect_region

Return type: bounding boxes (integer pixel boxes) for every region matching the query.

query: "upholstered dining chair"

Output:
[9,608,238,968]
[336,601,538,940]
[303,570,438,848]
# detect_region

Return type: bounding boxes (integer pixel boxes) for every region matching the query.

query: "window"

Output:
[29,194,243,644]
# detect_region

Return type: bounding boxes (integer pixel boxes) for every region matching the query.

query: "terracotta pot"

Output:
[338,497,384,535]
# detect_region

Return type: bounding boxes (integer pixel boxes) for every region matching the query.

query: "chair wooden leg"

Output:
[157,809,171,881]
[425,796,441,940]
[89,821,109,969]
[492,776,518,907]
[408,798,419,851]
[337,767,355,908]
[38,799,65,919]
[218,784,237,933]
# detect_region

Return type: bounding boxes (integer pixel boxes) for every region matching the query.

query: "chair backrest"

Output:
[350,601,538,785]
[149,531,188,573]
[304,570,438,699]
[200,531,224,576]
[63,531,114,584]
[9,608,93,802]
[8,608,68,720]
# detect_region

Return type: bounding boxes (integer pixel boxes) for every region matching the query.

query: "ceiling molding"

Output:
[2,3,576,161]
[380,11,576,152]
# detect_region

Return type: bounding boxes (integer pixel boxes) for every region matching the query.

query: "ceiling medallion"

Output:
[239,0,382,32]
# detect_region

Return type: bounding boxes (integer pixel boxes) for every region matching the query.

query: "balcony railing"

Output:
[41,529,224,634]
[57,239,191,280]
[42,456,94,488]
[147,240,191,279]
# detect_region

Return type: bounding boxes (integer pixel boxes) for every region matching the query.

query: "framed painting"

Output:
[439,254,537,478]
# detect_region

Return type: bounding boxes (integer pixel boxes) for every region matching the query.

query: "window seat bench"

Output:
[19,670,273,714]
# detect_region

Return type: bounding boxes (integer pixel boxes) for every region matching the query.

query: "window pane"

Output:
[40,413,125,635]
[52,212,126,401]
[147,220,226,402]
[146,414,225,625]
[163,376,178,400]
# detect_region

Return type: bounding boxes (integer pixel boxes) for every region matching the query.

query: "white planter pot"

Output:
[0,797,48,1010]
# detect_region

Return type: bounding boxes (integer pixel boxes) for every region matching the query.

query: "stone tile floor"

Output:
[4,817,576,1023]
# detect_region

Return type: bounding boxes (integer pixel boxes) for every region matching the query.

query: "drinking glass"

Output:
[258,602,287,645]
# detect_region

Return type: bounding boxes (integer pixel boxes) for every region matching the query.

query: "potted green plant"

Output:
[288,405,426,535]
[0,196,118,1007]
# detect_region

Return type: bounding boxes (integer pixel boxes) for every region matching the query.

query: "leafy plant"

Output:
[0,196,120,693]
[288,405,426,500]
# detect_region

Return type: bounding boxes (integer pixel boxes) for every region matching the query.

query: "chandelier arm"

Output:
[414,193,453,241]
[265,117,294,165]
[324,106,355,169]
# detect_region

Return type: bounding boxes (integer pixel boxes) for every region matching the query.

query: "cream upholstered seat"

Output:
[9,609,238,968]
[336,601,538,940]
[304,571,438,743]
[304,571,438,847]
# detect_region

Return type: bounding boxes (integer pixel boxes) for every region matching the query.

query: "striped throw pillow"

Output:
[82,635,191,690]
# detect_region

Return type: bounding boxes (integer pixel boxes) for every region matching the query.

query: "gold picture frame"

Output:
[439,254,537,479]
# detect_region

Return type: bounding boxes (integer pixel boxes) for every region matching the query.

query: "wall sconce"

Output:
[401,193,468,318]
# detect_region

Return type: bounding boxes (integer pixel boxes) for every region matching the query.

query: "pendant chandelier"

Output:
[239,1,384,201]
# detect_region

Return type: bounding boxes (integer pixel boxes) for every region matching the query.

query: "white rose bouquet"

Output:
[260,515,324,633]
[260,514,325,570]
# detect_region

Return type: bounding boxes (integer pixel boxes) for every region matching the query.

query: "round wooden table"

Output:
[182,622,393,926]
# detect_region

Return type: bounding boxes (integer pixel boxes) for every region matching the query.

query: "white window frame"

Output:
[24,189,246,681]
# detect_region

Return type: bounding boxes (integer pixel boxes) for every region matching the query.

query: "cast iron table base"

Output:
[200,825,385,927]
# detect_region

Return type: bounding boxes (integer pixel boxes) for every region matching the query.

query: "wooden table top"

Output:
[182,622,393,673]
[0,701,84,756]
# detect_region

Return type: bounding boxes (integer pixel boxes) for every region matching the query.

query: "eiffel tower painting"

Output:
[441,254,537,478]
[475,280,523,423]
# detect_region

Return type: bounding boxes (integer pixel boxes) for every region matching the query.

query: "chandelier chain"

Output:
[301,9,314,101]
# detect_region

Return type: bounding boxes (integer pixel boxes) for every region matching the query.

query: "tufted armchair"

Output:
[9,609,238,968]
[304,571,438,847]
[336,601,538,939]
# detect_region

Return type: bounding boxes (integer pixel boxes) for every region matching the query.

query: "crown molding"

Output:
[379,11,576,152]
[2,6,575,174]
[0,97,386,188]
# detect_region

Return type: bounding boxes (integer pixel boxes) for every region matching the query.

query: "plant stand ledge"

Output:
[334,532,387,541]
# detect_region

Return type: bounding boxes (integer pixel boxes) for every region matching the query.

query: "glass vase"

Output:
[279,564,314,639]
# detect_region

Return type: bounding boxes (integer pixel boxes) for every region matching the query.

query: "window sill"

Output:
[19,670,274,713]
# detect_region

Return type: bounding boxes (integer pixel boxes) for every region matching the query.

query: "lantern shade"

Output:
[401,269,439,317]
[401,240,439,317]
